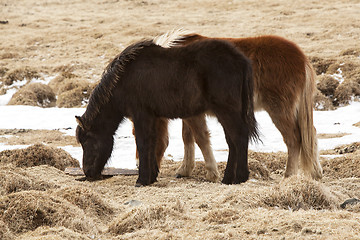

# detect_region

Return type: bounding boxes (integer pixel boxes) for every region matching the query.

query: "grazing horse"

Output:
[136,30,323,182]
[75,36,258,186]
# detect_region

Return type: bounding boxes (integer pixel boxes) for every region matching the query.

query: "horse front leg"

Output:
[133,117,158,187]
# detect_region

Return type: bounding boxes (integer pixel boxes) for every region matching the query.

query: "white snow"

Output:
[330,67,345,84]
[0,102,360,169]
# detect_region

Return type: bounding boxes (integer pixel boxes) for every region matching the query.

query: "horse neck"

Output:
[85,100,124,135]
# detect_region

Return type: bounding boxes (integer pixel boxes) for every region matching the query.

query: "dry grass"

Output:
[322,155,360,179]
[0,144,359,239]
[8,83,56,107]
[317,133,350,139]
[0,144,79,170]
[108,201,185,235]
[49,73,96,107]
[0,67,41,86]
[0,190,98,234]
[0,165,55,195]
[18,227,90,240]
[53,186,114,219]
[260,175,338,210]
[317,75,339,97]
[0,129,78,147]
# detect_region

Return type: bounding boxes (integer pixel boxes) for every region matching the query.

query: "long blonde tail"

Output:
[298,60,323,179]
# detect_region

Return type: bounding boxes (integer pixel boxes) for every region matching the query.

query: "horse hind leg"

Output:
[175,119,196,178]
[155,118,169,168]
[214,111,250,184]
[267,110,301,178]
[177,115,220,182]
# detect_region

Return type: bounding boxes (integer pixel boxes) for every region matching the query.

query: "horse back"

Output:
[231,36,308,111]
[180,34,308,106]
[117,40,252,118]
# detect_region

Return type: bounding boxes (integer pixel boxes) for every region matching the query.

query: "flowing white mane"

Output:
[153,28,194,48]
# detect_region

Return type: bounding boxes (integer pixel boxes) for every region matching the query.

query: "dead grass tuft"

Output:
[0,190,97,234]
[316,75,339,96]
[49,73,96,107]
[0,165,56,195]
[0,67,8,79]
[48,72,81,94]
[205,208,240,224]
[309,56,335,75]
[0,144,79,170]
[0,52,19,60]
[8,83,56,107]
[340,48,360,56]
[0,220,14,240]
[248,159,271,180]
[322,155,360,179]
[313,88,334,110]
[249,151,287,174]
[18,226,89,240]
[0,129,78,147]
[56,87,88,108]
[108,201,184,234]
[261,175,338,210]
[333,81,354,106]
[343,202,360,213]
[0,166,32,195]
[2,67,40,86]
[54,186,114,219]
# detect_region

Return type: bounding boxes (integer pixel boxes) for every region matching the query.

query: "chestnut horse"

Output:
[136,30,323,182]
[76,36,258,186]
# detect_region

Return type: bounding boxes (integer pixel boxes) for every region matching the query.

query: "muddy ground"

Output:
[1,0,360,239]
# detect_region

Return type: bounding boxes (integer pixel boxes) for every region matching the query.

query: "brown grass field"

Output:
[0,0,360,239]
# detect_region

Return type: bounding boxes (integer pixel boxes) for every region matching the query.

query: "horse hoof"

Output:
[221,178,233,185]
[135,179,151,187]
[135,183,145,187]
[206,171,219,183]
[233,175,248,184]
[75,176,88,182]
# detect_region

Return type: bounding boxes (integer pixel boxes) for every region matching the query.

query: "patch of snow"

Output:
[0,102,360,168]
[321,154,342,159]
[330,67,344,84]
[9,79,28,88]
[0,143,30,151]
[0,135,13,139]
[0,88,17,106]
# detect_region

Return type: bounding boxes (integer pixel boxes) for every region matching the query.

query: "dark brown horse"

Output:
[76,36,258,186]
[135,30,323,182]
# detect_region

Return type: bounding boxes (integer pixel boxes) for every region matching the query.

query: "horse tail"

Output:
[298,60,323,179]
[242,58,259,142]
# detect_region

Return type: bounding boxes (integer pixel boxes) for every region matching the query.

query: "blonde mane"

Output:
[153,28,194,48]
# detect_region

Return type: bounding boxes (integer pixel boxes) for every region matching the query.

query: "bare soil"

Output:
[1,0,360,239]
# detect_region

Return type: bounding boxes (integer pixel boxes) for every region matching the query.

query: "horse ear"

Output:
[75,116,86,130]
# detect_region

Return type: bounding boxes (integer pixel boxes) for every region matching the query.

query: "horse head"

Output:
[75,116,114,180]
